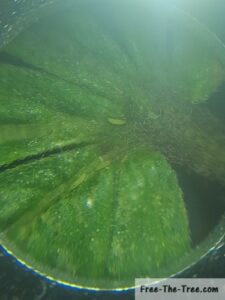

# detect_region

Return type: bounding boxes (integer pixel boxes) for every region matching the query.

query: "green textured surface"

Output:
[0,148,190,288]
[0,0,225,289]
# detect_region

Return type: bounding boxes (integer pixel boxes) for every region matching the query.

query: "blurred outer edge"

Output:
[171,5,225,67]
[1,0,225,63]
[0,0,62,49]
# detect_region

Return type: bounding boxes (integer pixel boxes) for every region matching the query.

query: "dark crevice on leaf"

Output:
[1,147,115,234]
[0,51,115,103]
[0,141,94,173]
[0,51,49,73]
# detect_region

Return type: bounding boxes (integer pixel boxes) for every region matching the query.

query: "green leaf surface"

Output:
[0,147,190,288]
[0,0,225,290]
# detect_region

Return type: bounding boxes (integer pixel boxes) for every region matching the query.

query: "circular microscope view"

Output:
[0,0,225,298]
